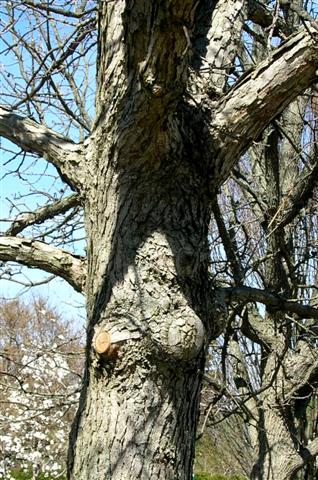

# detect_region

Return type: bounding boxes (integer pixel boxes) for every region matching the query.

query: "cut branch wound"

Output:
[93,329,119,360]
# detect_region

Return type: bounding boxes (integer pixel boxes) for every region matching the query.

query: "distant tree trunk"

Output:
[242,98,318,479]
[252,352,302,480]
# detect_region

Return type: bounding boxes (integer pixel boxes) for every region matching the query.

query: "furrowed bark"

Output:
[68,129,217,479]
[191,0,246,94]
[210,26,318,186]
[1,1,313,477]
[0,236,86,292]
[68,4,219,470]
[95,0,199,128]
[0,107,84,189]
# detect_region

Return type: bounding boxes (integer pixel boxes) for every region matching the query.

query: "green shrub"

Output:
[9,471,66,480]
[194,474,214,480]
[194,474,247,480]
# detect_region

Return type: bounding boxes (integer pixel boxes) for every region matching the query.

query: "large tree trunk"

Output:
[66,3,221,476]
[67,113,218,478]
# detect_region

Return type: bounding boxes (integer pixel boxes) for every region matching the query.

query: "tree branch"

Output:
[271,153,318,230]
[6,194,81,236]
[0,236,86,293]
[210,26,318,187]
[21,1,96,18]
[191,0,246,94]
[247,0,289,36]
[280,0,318,33]
[219,285,318,319]
[306,437,318,460]
[212,199,244,283]
[0,107,85,190]
[285,339,318,400]
[95,0,199,132]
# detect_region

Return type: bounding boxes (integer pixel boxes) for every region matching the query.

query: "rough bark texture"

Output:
[68,102,217,480]
[46,11,318,480]
[2,1,318,479]
[0,236,86,292]
[191,0,247,94]
[67,4,216,478]
[0,107,85,190]
[248,91,318,479]
[210,27,318,186]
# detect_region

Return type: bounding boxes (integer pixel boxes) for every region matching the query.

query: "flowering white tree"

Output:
[0,298,83,479]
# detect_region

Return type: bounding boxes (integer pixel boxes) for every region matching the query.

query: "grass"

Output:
[194,474,247,480]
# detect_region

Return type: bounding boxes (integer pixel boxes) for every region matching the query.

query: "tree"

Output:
[0,297,83,479]
[212,105,318,478]
[200,9,318,477]
[1,1,318,478]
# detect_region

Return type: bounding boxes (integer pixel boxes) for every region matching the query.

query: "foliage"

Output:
[9,470,66,480]
[194,473,247,480]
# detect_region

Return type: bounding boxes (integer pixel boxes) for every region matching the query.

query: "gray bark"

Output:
[0,236,86,293]
[1,2,318,479]
[68,106,215,480]
[0,106,85,190]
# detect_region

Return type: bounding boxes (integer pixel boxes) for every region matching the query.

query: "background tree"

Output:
[201,7,318,477]
[1,1,318,479]
[0,297,83,479]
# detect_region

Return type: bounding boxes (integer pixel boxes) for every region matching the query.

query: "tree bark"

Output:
[67,105,219,478]
[251,342,318,480]
[0,236,86,293]
[0,107,85,190]
[2,2,318,479]
[68,8,318,477]
[67,4,219,475]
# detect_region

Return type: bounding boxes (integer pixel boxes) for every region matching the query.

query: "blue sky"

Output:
[0,4,97,327]
[0,139,86,327]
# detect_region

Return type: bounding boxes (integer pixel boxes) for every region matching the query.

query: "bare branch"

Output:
[220,285,318,319]
[0,236,86,293]
[210,27,318,187]
[21,1,96,19]
[212,199,244,283]
[0,107,85,189]
[280,0,318,32]
[271,155,318,230]
[6,194,81,236]
[11,17,96,112]
[247,0,289,36]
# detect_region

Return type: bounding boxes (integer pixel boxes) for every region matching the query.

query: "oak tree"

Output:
[1,1,318,478]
